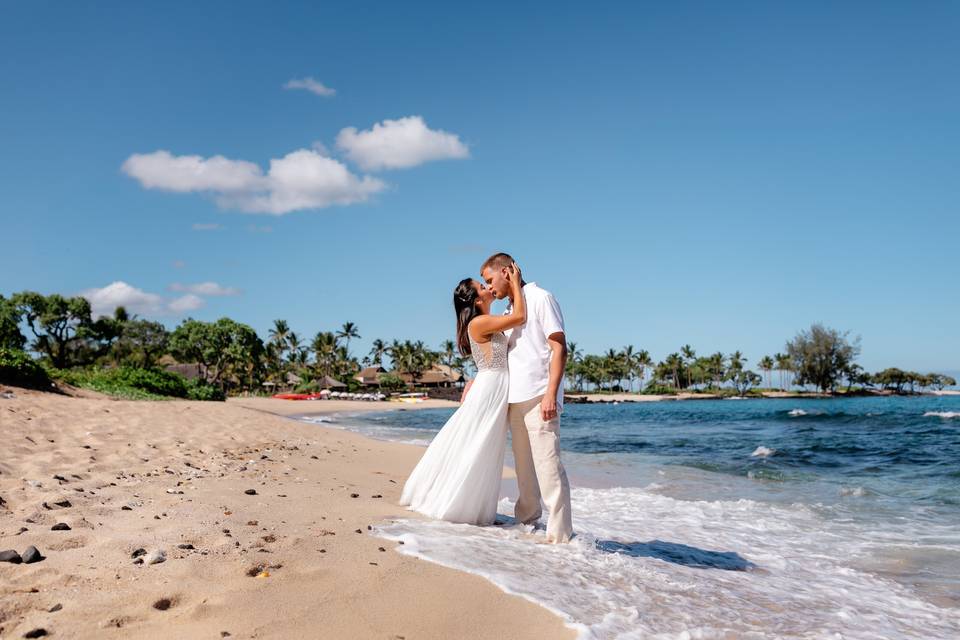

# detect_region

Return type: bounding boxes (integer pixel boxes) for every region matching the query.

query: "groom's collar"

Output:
[506,282,536,310]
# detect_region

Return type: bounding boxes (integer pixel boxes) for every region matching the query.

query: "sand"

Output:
[0,389,574,639]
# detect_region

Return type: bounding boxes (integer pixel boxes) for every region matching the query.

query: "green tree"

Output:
[13,291,93,368]
[0,294,26,350]
[680,344,696,388]
[110,318,169,368]
[758,355,775,389]
[169,318,264,390]
[774,352,792,390]
[785,324,861,394]
[368,338,387,365]
[631,349,652,392]
[337,321,361,355]
[731,369,762,396]
[311,331,339,377]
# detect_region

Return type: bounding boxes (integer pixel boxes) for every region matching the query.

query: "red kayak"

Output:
[272,393,325,401]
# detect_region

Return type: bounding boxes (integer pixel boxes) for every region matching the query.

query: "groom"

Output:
[480,253,573,543]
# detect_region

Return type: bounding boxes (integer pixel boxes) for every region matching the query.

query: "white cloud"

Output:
[122,149,385,215]
[169,282,241,296]
[80,281,216,318]
[122,151,263,193]
[80,282,166,318]
[335,115,469,171]
[283,77,336,97]
[192,223,222,231]
[168,294,205,313]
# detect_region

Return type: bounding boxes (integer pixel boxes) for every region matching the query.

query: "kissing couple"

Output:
[400,252,573,543]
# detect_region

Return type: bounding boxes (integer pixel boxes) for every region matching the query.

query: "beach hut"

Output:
[317,375,347,390]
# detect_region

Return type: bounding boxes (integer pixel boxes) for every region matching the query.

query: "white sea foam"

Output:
[924,411,960,419]
[751,446,775,458]
[298,415,334,424]
[377,487,960,639]
[788,409,807,416]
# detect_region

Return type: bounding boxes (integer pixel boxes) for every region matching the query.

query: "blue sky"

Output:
[1,2,957,373]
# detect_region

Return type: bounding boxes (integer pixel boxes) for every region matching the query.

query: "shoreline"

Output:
[566,389,960,403]
[0,389,574,639]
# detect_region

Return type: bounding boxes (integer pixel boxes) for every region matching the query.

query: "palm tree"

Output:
[775,353,793,390]
[681,344,696,389]
[664,352,683,389]
[286,332,306,365]
[368,338,387,366]
[566,342,584,391]
[632,349,652,391]
[337,322,360,356]
[708,352,725,389]
[621,345,636,391]
[758,355,775,389]
[311,331,339,377]
[268,319,290,359]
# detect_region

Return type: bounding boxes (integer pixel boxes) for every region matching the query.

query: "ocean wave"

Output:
[376,487,959,639]
[788,409,808,416]
[298,415,334,424]
[924,411,960,419]
[839,486,870,497]
[751,445,776,458]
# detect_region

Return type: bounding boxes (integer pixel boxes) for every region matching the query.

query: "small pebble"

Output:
[23,628,48,638]
[177,543,195,550]
[51,523,71,531]
[146,549,166,565]
[244,489,257,495]
[48,603,62,613]
[131,548,147,558]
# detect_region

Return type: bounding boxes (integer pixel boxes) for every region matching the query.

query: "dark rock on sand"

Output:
[23,628,48,638]
[22,546,44,564]
[244,489,257,495]
[177,543,195,550]
[0,549,22,563]
[153,598,173,611]
[48,603,63,613]
[51,522,71,531]
[131,548,147,558]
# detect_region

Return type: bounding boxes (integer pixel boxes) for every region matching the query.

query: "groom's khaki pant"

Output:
[508,395,573,543]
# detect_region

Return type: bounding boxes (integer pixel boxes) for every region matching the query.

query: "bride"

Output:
[399,262,526,525]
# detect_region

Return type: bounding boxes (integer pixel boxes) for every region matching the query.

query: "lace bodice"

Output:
[469,330,508,372]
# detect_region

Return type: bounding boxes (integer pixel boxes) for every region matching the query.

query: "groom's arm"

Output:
[541,332,567,421]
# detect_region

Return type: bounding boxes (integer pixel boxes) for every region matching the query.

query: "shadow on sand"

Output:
[596,539,756,571]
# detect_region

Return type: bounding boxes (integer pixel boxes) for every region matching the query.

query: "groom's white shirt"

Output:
[504,282,565,409]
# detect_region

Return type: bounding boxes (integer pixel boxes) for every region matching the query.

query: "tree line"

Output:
[1,292,954,397]
[0,291,468,395]
[566,324,955,395]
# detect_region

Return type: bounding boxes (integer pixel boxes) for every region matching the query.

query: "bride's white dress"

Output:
[399,330,509,525]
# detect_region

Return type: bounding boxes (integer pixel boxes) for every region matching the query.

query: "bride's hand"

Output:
[508,262,522,287]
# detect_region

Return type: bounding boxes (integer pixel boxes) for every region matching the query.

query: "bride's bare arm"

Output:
[469,263,525,340]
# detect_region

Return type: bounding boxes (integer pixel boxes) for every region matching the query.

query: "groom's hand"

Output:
[540,395,558,422]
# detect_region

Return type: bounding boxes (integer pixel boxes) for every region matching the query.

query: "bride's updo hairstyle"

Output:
[454,278,480,356]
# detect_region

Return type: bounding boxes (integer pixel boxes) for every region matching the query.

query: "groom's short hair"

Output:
[481,252,514,272]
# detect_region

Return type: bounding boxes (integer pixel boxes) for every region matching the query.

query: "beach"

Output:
[0,389,573,639]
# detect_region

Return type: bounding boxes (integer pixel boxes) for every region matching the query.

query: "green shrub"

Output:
[642,383,677,395]
[186,379,226,401]
[109,367,188,397]
[0,348,52,389]
[45,366,191,400]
